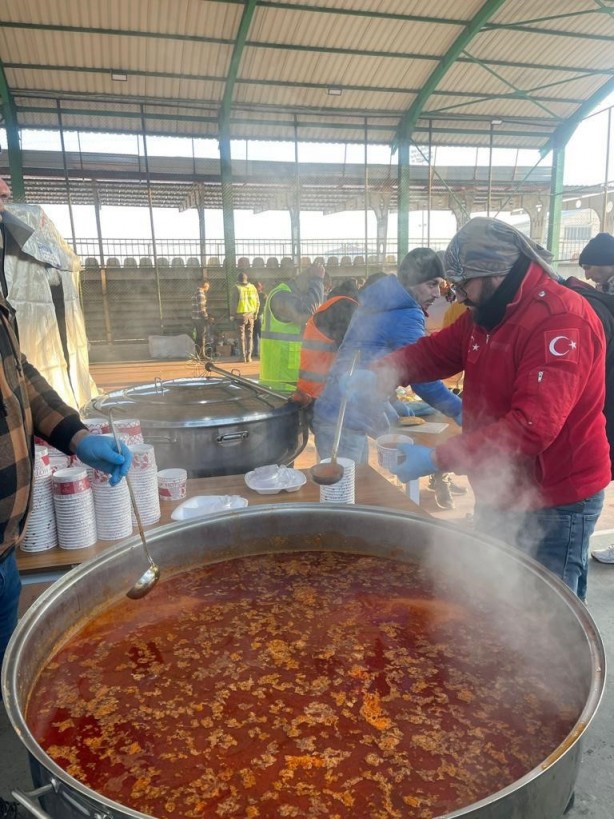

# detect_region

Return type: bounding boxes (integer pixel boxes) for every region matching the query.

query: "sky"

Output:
[3,90,614,249]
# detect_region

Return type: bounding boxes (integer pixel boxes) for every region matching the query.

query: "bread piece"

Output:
[398,416,426,426]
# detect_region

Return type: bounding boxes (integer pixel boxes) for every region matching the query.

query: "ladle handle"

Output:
[330,351,360,462]
[108,414,149,556]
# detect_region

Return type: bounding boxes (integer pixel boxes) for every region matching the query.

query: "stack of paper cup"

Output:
[128,443,160,525]
[52,467,98,550]
[90,468,133,540]
[21,446,58,552]
[376,434,414,471]
[114,418,144,446]
[82,417,110,435]
[319,457,356,504]
[157,468,188,501]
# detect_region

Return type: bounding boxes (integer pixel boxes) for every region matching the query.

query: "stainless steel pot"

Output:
[82,374,308,477]
[3,505,606,819]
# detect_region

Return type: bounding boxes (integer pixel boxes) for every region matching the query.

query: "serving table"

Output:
[17,464,423,585]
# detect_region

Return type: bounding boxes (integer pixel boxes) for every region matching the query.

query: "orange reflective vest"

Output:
[296,295,352,399]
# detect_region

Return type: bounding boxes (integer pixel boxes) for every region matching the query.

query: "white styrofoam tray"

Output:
[245,465,307,495]
[171,495,248,521]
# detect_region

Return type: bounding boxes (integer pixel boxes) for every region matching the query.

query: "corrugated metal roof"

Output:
[0,148,559,212]
[1,0,613,150]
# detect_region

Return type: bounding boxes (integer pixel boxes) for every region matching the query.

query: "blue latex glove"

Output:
[389,443,437,483]
[75,435,133,486]
[339,368,377,398]
[453,409,463,426]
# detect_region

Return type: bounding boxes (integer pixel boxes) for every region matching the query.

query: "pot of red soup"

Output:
[2,505,605,819]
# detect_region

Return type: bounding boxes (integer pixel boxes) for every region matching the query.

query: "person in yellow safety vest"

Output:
[260,263,325,392]
[230,272,261,362]
[293,278,359,410]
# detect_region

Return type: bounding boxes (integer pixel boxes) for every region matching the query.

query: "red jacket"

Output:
[381,263,610,510]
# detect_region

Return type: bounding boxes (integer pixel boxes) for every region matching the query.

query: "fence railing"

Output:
[75,237,463,268]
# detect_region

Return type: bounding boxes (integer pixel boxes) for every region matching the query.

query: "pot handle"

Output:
[13,782,112,819]
[12,784,54,818]
[216,430,249,446]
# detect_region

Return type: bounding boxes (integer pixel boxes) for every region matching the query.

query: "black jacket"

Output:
[564,276,614,478]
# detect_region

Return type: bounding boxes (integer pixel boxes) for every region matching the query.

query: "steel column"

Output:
[546,141,565,265]
[397,138,410,264]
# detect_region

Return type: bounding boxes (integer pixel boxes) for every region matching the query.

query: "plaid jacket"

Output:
[0,292,86,552]
[191,287,209,320]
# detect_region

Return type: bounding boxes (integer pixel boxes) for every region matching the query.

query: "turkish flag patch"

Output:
[544,328,579,363]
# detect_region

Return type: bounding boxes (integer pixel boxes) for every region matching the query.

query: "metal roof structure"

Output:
[1,0,614,152]
[0,148,555,213]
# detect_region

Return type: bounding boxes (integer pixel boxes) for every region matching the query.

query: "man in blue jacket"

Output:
[312,248,462,464]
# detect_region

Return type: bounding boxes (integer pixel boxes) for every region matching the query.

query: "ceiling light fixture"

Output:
[111,71,128,82]
[327,87,342,96]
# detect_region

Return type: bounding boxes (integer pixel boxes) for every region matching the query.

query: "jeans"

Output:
[253,316,262,356]
[235,313,255,361]
[474,491,604,600]
[0,549,22,675]
[312,418,369,465]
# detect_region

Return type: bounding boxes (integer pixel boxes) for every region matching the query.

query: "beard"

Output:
[464,277,500,311]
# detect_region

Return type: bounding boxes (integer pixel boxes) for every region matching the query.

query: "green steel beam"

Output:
[540,75,614,157]
[393,0,508,148]
[424,93,566,119]
[16,98,401,120]
[16,104,553,141]
[0,61,24,199]
[6,62,227,87]
[456,50,559,120]
[465,58,613,77]
[15,94,557,126]
[482,22,614,43]
[397,138,409,262]
[3,19,613,77]
[0,21,234,48]
[219,0,258,295]
[219,0,258,126]
[250,1,465,26]
[485,10,597,27]
[546,141,565,263]
[3,61,585,106]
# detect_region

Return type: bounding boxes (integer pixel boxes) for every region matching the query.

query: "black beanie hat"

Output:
[579,233,614,266]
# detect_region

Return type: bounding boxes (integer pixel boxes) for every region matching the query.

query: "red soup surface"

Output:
[27,551,580,819]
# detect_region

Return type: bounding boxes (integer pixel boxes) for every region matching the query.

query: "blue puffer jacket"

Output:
[313,275,462,434]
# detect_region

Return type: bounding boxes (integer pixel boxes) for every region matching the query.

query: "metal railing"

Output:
[76,237,459,268]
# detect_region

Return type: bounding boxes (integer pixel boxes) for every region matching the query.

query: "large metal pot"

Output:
[82,373,308,477]
[3,505,606,818]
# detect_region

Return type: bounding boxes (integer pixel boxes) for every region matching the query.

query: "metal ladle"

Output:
[310,351,360,486]
[109,413,160,599]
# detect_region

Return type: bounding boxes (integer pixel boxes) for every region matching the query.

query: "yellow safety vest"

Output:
[260,282,303,392]
[235,283,259,315]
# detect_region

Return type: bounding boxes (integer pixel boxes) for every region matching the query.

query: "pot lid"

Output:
[86,377,296,427]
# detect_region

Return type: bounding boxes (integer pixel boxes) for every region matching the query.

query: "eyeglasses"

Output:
[450,279,471,298]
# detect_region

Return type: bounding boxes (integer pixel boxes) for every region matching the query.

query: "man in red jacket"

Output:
[356,218,610,600]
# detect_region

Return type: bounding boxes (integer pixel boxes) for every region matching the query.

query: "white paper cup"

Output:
[158,468,188,501]
[114,418,144,445]
[376,434,414,471]
[82,417,110,435]
[319,457,355,504]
